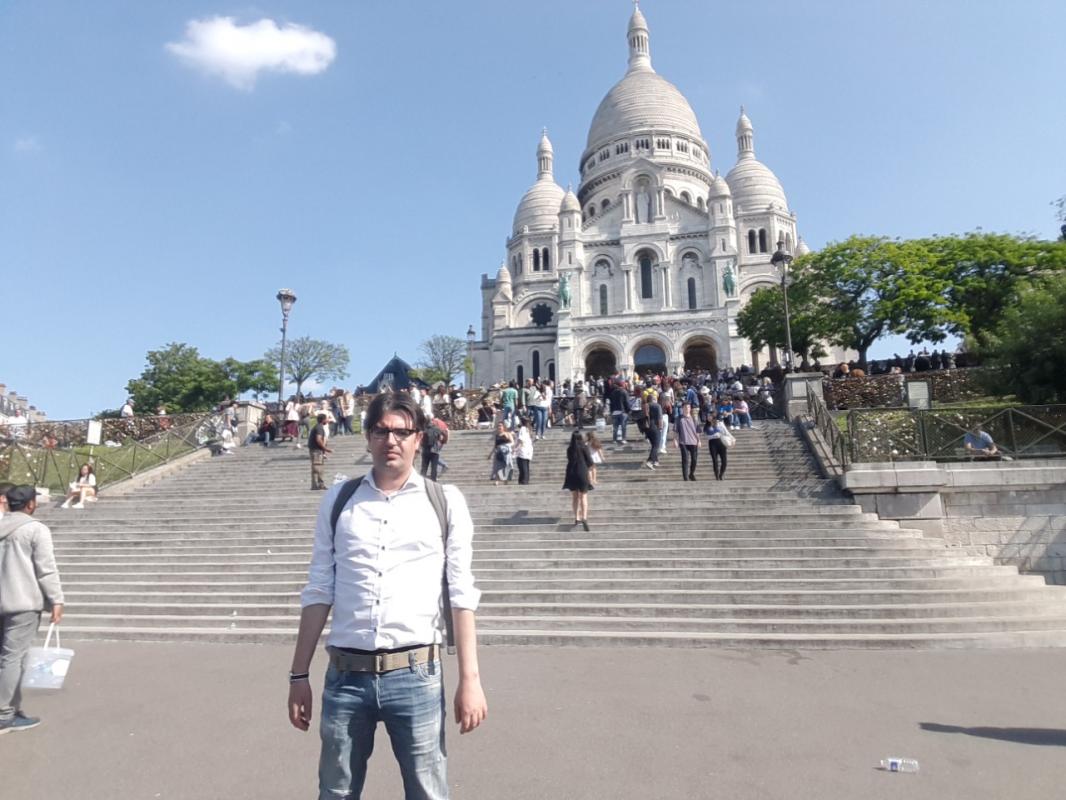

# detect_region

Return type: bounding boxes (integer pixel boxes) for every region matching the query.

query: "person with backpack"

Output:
[287,392,487,799]
[420,418,445,482]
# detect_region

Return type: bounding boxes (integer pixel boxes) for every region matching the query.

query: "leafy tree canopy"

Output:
[799,236,965,365]
[735,283,829,364]
[417,334,467,385]
[264,336,349,398]
[976,273,1066,403]
[126,343,278,413]
[916,232,1066,339]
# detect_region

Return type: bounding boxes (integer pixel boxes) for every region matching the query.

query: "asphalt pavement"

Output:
[3,642,1066,799]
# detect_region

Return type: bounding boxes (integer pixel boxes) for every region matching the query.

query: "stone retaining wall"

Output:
[842,459,1066,584]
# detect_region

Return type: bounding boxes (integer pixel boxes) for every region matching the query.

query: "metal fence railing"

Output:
[806,383,849,468]
[0,413,224,493]
[846,406,1066,463]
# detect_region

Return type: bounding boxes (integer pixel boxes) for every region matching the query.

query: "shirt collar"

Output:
[364,468,425,496]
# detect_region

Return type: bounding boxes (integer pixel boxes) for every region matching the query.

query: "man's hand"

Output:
[454,677,488,734]
[288,681,313,731]
[50,604,64,624]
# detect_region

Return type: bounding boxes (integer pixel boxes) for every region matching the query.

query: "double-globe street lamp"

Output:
[276,289,297,408]
[770,240,795,371]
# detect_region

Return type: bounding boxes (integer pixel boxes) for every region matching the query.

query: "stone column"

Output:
[782,372,826,421]
[622,267,634,311]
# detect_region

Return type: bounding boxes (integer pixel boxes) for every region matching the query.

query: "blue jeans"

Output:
[319,658,447,800]
[533,406,547,437]
[612,412,628,442]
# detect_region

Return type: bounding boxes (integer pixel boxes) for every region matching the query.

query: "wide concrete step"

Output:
[53,542,949,558]
[44,625,1066,649]
[52,612,1066,636]
[61,586,1060,605]
[65,599,1066,621]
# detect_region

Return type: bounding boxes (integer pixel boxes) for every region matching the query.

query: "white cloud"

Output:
[13,136,42,154]
[166,17,336,91]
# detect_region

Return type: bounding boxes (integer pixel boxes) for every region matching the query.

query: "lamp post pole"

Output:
[771,240,795,370]
[276,289,297,408]
[466,325,476,389]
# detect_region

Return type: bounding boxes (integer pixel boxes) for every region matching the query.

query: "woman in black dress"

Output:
[562,430,594,530]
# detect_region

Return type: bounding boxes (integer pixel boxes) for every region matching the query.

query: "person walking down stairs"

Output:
[704,411,731,481]
[309,414,332,491]
[675,402,700,481]
[562,431,594,531]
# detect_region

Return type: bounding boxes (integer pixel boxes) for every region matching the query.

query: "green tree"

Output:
[125,343,277,412]
[977,273,1066,403]
[735,283,829,364]
[801,236,965,365]
[918,232,1066,340]
[417,335,467,385]
[264,337,349,397]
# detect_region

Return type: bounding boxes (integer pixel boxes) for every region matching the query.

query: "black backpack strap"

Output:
[330,477,364,547]
[424,479,455,654]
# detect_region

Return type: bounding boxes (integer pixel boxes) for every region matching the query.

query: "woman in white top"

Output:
[62,463,97,509]
[514,418,534,485]
[704,411,730,481]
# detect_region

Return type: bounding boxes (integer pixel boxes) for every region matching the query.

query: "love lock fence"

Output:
[0,412,224,493]
[846,405,1066,462]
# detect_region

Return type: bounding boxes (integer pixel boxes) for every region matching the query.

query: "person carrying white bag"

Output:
[0,485,65,735]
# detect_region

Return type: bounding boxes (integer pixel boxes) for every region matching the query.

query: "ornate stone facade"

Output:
[472,5,826,387]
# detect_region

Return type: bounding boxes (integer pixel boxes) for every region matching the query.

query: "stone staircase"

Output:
[38,419,1066,648]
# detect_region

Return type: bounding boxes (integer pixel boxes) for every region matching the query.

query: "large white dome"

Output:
[587,70,702,150]
[585,5,702,152]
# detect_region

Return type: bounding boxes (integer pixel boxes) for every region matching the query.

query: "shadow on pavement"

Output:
[920,722,1066,747]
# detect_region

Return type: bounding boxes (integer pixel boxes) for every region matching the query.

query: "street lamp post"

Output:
[466,325,476,389]
[276,289,297,408]
[770,240,795,370]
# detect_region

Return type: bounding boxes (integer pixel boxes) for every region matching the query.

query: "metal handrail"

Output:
[846,405,1066,462]
[806,383,849,468]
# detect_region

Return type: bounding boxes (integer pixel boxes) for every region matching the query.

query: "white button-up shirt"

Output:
[300,471,480,650]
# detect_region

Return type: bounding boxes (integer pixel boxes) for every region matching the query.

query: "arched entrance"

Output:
[585,348,617,379]
[683,339,717,372]
[633,342,667,376]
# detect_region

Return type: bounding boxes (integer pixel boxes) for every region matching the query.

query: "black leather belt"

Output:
[328,644,439,674]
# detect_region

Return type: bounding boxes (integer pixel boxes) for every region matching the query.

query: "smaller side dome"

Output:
[795,237,811,256]
[560,188,580,213]
[709,172,731,197]
[496,263,512,284]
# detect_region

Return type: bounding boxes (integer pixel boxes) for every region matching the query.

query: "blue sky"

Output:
[3,1,1064,419]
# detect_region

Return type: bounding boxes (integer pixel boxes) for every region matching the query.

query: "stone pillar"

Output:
[782,372,825,421]
[238,402,265,443]
[622,268,634,311]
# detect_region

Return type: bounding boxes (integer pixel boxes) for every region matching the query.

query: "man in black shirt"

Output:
[644,392,663,470]
[308,413,331,490]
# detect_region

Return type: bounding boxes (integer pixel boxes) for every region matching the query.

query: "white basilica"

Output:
[472,5,814,387]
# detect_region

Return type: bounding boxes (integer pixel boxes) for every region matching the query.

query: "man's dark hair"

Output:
[364,392,424,434]
[317,413,327,422]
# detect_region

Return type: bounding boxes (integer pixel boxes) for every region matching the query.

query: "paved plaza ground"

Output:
[3,641,1066,799]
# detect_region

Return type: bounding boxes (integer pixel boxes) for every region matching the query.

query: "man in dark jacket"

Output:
[608,381,630,444]
[0,486,64,735]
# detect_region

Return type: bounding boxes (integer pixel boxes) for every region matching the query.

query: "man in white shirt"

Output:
[288,392,487,800]
[119,400,134,418]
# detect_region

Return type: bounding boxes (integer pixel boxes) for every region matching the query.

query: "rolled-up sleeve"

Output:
[300,485,340,608]
[442,485,481,611]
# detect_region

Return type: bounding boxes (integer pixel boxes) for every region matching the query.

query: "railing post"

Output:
[1008,408,1019,457]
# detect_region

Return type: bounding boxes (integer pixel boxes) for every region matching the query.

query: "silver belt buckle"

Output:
[375,653,387,673]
